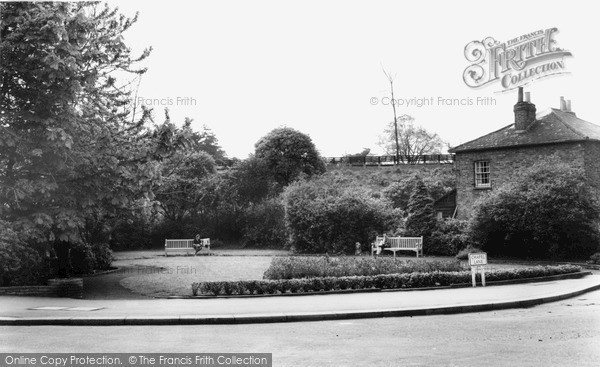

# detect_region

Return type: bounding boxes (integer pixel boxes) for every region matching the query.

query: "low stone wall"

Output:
[0,278,83,298]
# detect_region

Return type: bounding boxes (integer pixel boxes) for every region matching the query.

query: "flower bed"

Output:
[192,264,582,296]
[263,256,465,280]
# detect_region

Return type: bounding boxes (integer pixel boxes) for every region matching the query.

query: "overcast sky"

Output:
[108,0,600,159]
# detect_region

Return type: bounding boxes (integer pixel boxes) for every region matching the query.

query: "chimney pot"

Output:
[524,92,530,103]
[518,87,524,102]
[560,96,566,111]
[566,100,572,112]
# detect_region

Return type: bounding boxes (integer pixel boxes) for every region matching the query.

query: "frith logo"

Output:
[463,28,572,91]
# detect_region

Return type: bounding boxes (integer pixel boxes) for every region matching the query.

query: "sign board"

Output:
[468,252,488,287]
[468,252,488,266]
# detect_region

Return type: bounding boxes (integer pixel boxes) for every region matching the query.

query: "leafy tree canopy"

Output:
[154,121,217,222]
[254,127,326,187]
[0,2,188,243]
[378,115,446,163]
[183,118,228,166]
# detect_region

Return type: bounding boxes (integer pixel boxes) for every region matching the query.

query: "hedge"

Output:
[191,265,582,296]
[263,256,464,280]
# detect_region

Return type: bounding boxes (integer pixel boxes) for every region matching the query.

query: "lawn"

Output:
[112,250,532,297]
[115,250,286,297]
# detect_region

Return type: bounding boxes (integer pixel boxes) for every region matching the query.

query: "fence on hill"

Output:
[324,154,455,166]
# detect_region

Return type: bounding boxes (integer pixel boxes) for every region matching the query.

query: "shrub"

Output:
[109,209,157,250]
[263,256,465,280]
[283,177,399,254]
[0,223,43,286]
[469,161,600,260]
[69,242,96,275]
[455,245,484,260]
[428,219,472,256]
[192,282,201,296]
[193,265,581,295]
[242,198,287,248]
[382,170,455,211]
[91,243,114,270]
[589,252,600,265]
[382,176,417,210]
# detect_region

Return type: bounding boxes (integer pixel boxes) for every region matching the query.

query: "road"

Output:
[1,290,599,367]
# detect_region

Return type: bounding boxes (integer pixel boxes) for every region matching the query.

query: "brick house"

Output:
[449,87,600,219]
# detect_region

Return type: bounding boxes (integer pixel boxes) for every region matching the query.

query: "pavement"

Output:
[1,273,600,325]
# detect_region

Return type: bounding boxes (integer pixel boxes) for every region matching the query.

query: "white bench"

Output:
[164,238,210,256]
[371,235,423,258]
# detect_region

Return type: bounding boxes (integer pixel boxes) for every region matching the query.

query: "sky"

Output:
[107,0,600,159]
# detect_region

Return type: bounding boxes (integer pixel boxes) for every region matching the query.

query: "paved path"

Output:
[83,267,152,300]
[1,274,599,325]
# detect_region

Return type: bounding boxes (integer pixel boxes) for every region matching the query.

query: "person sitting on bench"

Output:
[192,234,204,256]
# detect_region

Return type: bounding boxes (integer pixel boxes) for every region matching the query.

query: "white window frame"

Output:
[474,161,491,188]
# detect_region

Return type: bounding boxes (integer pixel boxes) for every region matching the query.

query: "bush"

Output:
[469,161,600,260]
[428,219,472,256]
[242,198,287,248]
[283,177,399,254]
[69,242,96,275]
[455,245,484,260]
[192,265,582,295]
[382,176,417,210]
[263,256,465,280]
[91,243,114,270]
[0,223,44,286]
[589,252,600,265]
[382,170,455,211]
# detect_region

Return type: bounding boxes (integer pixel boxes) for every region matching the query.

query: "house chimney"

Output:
[560,96,567,111]
[514,87,536,130]
[566,100,572,112]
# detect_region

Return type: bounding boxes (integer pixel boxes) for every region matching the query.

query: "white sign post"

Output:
[468,253,488,287]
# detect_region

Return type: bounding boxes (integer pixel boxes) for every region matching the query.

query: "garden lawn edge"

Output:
[182,270,590,299]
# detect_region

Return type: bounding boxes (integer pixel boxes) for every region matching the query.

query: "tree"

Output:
[0,3,187,275]
[154,149,216,222]
[382,68,401,164]
[404,178,437,237]
[254,127,326,187]
[346,148,371,158]
[153,118,221,221]
[379,115,445,163]
[228,156,274,204]
[183,119,228,166]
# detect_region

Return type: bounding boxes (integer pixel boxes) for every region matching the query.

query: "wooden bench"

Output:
[371,235,423,258]
[164,238,210,256]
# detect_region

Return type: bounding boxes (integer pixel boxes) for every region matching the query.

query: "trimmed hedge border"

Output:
[0,278,83,298]
[263,257,464,280]
[191,264,582,296]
